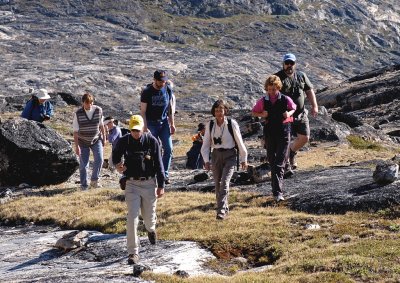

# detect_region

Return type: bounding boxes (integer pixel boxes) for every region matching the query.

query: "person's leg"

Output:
[218,150,236,215]
[79,146,90,189]
[212,150,223,216]
[139,179,158,233]
[157,121,173,179]
[90,140,103,186]
[125,180,142,256]
[289,114,310,168]
[274,126,291,198]
[267,135,279,197]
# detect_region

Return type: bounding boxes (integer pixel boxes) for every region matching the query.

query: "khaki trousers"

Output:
[211,148,236,215]
[124,178,157,255]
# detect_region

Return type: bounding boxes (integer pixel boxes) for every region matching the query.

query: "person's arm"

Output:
[200,121,212,170]
[152,136,165,195]
[140,102,149,132]
[21,100,33,119]
[302,73,318,117]
[251,97,268,118]
[45,101,54,118]
[168,91,176,135]
[283,96,297,119]
[231,120,248,169]
[306,89,318,117]
[72,112,80,155]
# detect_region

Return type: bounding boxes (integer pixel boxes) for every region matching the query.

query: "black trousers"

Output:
[266,124,291,196]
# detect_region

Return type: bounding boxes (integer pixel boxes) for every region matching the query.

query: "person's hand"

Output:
[75,145,81,156]
[170,125,176,135]
[261,111,268,118]
[311,106,319,117]
[116,162,126,173]
[204,162,211,171]
[157,187,164,198]
[241,161,248,170]
[283,111,289,119]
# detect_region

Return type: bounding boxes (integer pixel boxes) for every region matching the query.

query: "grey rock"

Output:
[55,230,90,251]
[0,118,78,186]
[133,264,152,277]
[0,226,217,282]
[373,162,399,185]
[174,270,190,278]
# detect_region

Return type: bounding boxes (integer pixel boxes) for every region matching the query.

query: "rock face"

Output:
[0,118,78,186]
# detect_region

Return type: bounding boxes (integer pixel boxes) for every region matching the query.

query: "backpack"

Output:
[124,133,154,178]
[209,118,240,170]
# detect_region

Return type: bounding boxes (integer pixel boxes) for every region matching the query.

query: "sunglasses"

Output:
[284,60,295,66]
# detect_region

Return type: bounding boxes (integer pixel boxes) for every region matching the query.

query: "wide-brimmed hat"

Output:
[35,89,50,100]
[129,115,144,131]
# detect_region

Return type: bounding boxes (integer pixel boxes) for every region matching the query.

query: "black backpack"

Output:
[209,118,240,170]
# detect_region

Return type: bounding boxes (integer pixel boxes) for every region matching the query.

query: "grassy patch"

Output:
[1,189,399,281]
[346,135,383,151]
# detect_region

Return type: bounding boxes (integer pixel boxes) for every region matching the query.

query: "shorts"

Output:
[292,111,310,137]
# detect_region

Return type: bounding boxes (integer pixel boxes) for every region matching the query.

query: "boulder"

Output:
[373,162,399,185]
[0,118,78,186]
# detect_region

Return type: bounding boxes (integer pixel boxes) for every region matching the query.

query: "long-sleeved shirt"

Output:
[21,99,53,122]
[201,117,247,164]
[112,133,165,188]
[108,126,122,148]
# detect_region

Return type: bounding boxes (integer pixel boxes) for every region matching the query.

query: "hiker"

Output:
[112,115,165,265]
[103,116,122,171]
[21,89,54,122]
[201,99,248,220]
[186,122,206,169]
[252,75,296,201]
[140,70,176,185]
[73,93,106,190]
[274,53,318,172]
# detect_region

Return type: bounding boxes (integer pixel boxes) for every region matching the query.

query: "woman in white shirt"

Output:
[201,99,248,220]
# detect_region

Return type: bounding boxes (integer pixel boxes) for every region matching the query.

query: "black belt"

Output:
[128,177,152,181]
[215,148,235,152]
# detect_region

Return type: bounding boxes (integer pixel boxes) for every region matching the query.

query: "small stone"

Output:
[174,270,190,278]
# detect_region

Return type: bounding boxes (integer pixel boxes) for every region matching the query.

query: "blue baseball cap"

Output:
[283,53,296,62]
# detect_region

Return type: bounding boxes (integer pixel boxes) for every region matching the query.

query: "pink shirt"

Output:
[252,94,297,113]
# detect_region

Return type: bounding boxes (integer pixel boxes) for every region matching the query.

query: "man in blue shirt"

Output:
[140,70,176,184]
[21,89,54,122]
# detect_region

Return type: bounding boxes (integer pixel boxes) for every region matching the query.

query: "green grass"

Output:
[347,135,384,151]
[1,188,399,282]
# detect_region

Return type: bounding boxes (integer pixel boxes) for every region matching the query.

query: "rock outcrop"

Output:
[0,118,78,186]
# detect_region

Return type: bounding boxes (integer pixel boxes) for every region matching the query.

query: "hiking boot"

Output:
[216,213,226,220]
[165,178,171,185]
[90,180,101,189]
[274,193,285,202]
[128,254,139,265]
[284,164,294,179]
[147,231,157,245]
[289,149,297,169]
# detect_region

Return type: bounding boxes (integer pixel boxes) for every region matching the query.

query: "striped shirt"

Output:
[75,105,103,147]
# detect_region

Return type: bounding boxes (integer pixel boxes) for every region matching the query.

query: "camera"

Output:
[213,137,222,145]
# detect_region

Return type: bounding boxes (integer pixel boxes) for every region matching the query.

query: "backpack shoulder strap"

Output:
[227,118,235,144]
[209,120,214,135]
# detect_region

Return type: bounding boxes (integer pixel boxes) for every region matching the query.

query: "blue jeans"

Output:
[147,119,172,178]
[79,139,103,188]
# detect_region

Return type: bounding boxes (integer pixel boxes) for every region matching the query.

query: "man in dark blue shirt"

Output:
[140,70,176,184]
[112,115,165,265]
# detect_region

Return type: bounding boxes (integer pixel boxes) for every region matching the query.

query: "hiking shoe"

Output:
[274,194,285,202]
[289,149,297,169]
[283,166,294,179]
[147,231,157,245]
[165,178,171,185]
[216,213,226,220]
[90,180,101,189]
[128,254,139,265]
